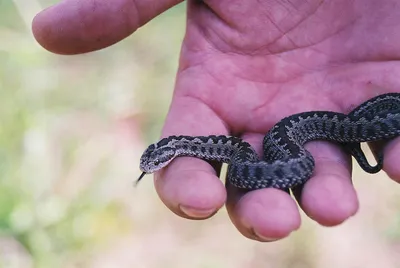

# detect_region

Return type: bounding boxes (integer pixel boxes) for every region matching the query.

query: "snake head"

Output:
[139,143,177,173]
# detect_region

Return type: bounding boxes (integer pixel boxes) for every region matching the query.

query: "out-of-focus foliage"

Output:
[0,1,186,267]
[2,1,400,268]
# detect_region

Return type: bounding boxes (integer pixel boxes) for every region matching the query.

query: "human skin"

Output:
[32,0,400,242]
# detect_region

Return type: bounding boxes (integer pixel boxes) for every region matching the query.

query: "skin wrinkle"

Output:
[181,46,310,88]
[255,0,319,43]
[178,61,301,135]
[189,3,336,61]
[250,90,346,133]
[295,2,357,44]
[285,0,311,11]
[186,9,360,88]
[175,94,231,135]
[199,51,299,84]
[189,16,240,55]
[249,86,283,122]
[180,0,396,237]
[180,59,348,134]
[189,2,272,54]
[181,65,251,132]
[285,51,328,73]
[321,63,400,112]
[182,63,279,136]
[177,59,203,75]
[33,0,400,242]
[256,0,289,35]
[312,17,360,59]
[200,1,238,30]
[199,0,325,55]
[178,69,250,134]
[203,1,257,33]
[274,0,298,12]
[183,11,228,58]
[266,12,357,55]
[164,95,229,137]
[178,32,219,73]
[234,54,299,82]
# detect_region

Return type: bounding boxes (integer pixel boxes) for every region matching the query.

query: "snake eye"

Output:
[154,159,160,166]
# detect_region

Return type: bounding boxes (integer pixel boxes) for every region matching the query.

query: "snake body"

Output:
[138,93,400,190]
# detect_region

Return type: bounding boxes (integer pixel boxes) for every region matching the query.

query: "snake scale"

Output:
[137,93,400,190]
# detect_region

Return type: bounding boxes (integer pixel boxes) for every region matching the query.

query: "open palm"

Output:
[33,0,400,241]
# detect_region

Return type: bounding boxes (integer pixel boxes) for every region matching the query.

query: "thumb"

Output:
[32,0,183,55]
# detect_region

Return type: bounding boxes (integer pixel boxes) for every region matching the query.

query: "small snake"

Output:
[137,93,400,190]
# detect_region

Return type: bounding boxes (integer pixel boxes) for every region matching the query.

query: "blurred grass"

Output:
[2,1,400,268]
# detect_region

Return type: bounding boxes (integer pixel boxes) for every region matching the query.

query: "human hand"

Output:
[32,0,400,242]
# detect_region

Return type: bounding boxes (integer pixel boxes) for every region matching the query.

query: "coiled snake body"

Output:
[137,93,400,190]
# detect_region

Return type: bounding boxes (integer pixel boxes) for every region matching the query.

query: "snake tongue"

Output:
[134,172,147,187]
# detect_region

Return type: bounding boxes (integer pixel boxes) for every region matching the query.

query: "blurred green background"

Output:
[1,1,400,268]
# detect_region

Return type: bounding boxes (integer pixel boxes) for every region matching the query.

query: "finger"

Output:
[225,133,301,242]
[292,141,359,226]
[32,0,183,54]
[226,187,301,242]
[154,96,229,219]
[369,137,400,182]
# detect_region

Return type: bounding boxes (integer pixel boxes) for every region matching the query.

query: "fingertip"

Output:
[227,188,301,242]
[32,1,137,54]
[298,167,359,226]
[154,158,227,219]
[32,0,182,54]
[152,83,232,219]
[288,141,359,226]
[32,6,55,52]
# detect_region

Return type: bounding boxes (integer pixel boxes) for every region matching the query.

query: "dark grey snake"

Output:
[137,93,400,190]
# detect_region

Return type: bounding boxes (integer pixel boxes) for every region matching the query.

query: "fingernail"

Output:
[179,205,216,218]
[253,230,280,242]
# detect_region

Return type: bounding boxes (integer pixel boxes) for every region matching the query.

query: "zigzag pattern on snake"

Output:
[137,93,400,190]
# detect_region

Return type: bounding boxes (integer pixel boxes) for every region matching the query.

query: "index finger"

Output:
[152,95,230,219]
